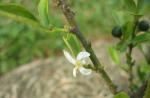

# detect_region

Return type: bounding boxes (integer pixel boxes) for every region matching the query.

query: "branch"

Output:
[126,16,139,91]
[130,80,148,98]
[56,0,117,94]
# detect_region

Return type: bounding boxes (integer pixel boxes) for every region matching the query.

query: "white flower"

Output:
[63,50,92,77]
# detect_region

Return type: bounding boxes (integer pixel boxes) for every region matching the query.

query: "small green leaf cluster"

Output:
[112,20,150,52]
[111,0,150,97]
[112,20,149,39]
[111,0,150,51]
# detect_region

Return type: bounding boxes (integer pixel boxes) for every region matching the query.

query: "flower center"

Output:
[75,60,82,68]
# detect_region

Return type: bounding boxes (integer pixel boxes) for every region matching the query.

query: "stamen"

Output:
[75,60,82,67]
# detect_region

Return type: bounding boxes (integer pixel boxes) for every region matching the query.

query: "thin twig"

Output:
[56,0,117,94]
[126,16,139,91]
[127,44,134,91]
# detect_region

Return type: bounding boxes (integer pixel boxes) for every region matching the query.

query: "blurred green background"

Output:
[0,0,132,74]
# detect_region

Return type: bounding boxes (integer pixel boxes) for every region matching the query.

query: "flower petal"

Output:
[76,51,90,61]
[73,67,78,77]
[81,58,89,65]
[79,67,92,75]
[63,50,75,65]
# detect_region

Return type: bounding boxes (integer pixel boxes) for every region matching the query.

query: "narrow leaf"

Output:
[116,40,130,52]
[122,21,134,40]
[38,0,49,27]
[132,33,150,45]
[108,46,120,64]
[0,3,37,21]
[63,34,81,56]
[0,3,62,33]
[0,3,43,30]
[63,36,74,56]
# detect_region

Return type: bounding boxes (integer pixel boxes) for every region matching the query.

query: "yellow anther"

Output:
[75,60,82,67]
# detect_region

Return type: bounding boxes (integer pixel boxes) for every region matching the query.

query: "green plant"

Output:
[0,0,150,98]
[0,0,118,74]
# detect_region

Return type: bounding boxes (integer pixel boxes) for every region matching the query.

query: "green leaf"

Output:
[0,3,41,29]
[124,0,137,13]
[38,0,49,27]
[144,79,150,98]
[116,21,134,52]
[132,33,150,45]
[63,34,81,56]
[0,3,64,33]
[122,21,134,40]
[0,3,38,26]
[107,46,120,64]
[114,92,130,98]
[0,3,37,21]
[137,0,150,15]
[116,40,130,52]
[137,60,150,81]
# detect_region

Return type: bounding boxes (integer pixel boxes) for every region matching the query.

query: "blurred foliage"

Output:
[137,60,150,82]
[0,0,118,74]
[0,0,149,75]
